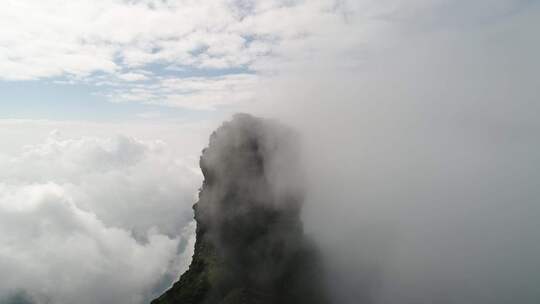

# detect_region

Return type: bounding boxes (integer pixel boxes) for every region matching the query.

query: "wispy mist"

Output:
[250,2,540,303]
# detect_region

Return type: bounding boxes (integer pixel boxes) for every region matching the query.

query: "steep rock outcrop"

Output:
[152,114,328,304]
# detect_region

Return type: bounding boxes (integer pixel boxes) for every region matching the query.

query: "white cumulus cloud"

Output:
[0,133,202,304]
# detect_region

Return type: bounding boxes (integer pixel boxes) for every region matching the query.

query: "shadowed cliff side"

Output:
[151,114,329,304]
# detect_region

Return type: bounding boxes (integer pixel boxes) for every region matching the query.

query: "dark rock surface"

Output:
[151,114,328,304]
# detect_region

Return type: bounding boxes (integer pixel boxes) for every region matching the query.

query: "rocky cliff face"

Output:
[151,114,328,304]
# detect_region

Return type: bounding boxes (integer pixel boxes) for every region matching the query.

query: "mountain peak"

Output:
[152,114,328,304]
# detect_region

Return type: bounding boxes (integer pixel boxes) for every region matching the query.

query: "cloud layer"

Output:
[0,133,201,304]
[4,0,534,110]
[0,0,379,109]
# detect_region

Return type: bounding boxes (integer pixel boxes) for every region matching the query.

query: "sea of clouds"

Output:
[0,129,205,304]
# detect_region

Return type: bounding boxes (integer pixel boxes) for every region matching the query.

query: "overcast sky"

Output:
[1,1,539,304]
